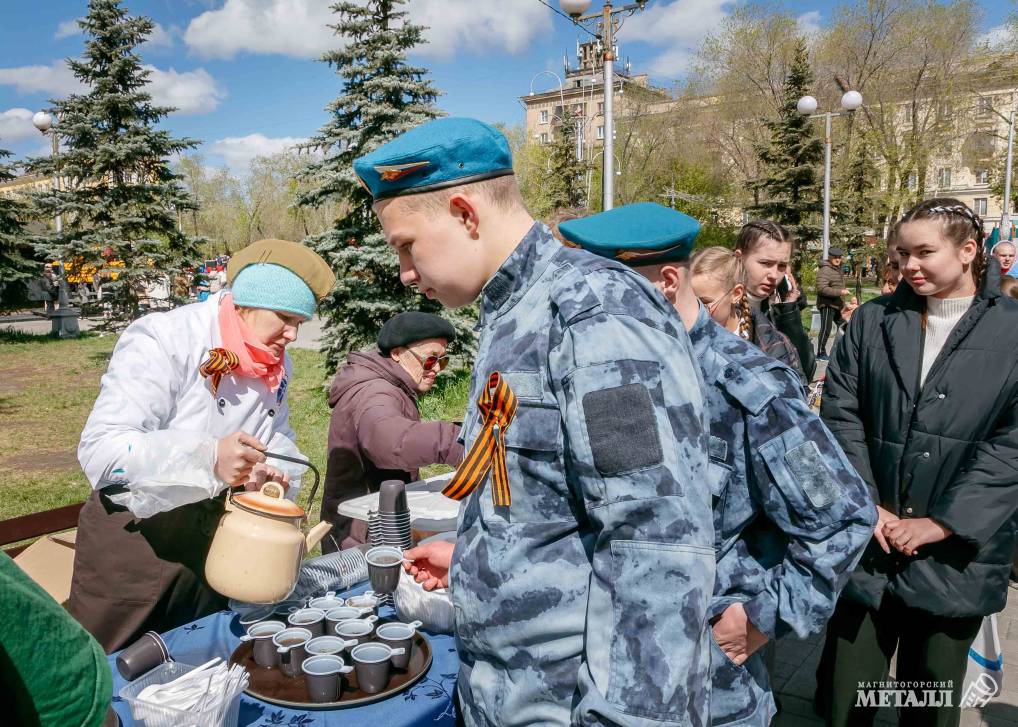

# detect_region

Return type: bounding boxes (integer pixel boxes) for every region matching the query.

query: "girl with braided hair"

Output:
[734,220,815,384]
[816,198,1018,726]
[690,246,803,375]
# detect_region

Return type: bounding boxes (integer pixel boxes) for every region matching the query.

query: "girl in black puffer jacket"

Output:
[816,198,1018,727]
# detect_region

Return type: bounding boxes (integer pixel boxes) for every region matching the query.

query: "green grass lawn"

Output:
[0,329,470,529]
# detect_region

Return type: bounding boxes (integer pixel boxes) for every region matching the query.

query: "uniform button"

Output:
[922,451,930,458]
[217,398,226,408]
[906,507,914,514]
[724,368,735,379]
[938,393,945,400]
[268,409,275,417]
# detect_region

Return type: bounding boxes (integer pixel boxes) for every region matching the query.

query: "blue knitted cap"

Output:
[230,263,316,320]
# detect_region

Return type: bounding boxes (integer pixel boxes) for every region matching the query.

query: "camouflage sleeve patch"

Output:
[784,440,839,509]
[582,383,663,476]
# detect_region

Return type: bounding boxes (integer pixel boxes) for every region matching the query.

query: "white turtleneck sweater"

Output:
[920,295,974,388]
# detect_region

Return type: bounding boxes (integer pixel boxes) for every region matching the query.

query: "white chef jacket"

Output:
[78,292,304,518]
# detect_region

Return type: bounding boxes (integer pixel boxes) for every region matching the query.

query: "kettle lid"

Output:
[233,482,305,518]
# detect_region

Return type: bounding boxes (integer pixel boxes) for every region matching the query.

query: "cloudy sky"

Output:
[0,0,1011,172]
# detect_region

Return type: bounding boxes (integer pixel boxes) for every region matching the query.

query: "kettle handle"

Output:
[263,450,321,513]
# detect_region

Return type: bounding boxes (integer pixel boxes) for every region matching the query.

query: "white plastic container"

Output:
[118,662,242,727]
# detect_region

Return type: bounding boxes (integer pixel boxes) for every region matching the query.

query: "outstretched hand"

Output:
[402,540,454,591]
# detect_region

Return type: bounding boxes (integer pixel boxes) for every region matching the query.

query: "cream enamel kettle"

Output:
[205,451,332,604]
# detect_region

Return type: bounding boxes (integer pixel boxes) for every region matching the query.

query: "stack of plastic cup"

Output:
[377,480,412,551]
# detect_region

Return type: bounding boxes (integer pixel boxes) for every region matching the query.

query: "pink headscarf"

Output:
[217,293,284,392]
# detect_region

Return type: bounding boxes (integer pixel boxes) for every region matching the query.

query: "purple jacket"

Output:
[321,351,463,552]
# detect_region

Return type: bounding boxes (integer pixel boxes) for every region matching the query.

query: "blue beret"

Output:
[557,202,701,264]
[353,118,514,201]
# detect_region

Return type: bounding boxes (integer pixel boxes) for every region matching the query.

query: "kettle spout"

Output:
[305,521,333,551]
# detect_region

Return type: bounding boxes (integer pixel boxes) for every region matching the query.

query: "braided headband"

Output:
[926,205,984,238]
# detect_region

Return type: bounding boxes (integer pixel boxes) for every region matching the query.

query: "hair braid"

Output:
[737,295,754,341]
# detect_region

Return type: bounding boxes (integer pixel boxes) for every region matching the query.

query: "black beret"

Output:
[378,312,457,355]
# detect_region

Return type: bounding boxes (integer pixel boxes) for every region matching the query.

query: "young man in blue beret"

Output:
[357,118,715,726]
[559,202,876,726]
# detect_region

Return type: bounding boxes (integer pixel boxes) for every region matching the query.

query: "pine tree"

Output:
[0,147,32,286]
[545,110,586,212]
[750,38,823,269]
[834,138,879,297]
[297,0,475,374]
[27,0,201,328]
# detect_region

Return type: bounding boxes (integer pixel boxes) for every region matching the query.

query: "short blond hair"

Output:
[385,174,525,216]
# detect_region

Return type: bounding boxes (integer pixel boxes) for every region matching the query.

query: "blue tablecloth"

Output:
[108,584,459,727]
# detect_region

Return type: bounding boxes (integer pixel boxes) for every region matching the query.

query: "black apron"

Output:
[67,487,228,653]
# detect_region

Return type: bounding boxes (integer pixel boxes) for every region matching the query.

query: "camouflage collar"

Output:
[478,222,558,326]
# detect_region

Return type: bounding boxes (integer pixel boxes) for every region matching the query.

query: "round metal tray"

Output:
[229,624,433,710]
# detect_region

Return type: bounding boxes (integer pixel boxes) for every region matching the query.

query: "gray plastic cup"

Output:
[302,654,353,703]
[334,618,376,646]
[272,627,312,678]
[242,620,286,668]
[375,621,421,670]
[365,546,403,594]
[345,592,379,615]
[288,608,327,639]
[306,635,358,657]
[324,606,373,634]
[351,642,406,694]
[307,591,346,612]
[378,480,408,514]
[115,631,171,680]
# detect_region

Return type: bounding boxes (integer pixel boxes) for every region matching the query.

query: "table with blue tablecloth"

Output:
[107,583,459,727]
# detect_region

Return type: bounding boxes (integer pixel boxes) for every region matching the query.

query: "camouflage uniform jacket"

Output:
[451,223,715,727]
[688,307,876,725]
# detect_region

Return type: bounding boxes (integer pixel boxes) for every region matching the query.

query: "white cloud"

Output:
[184,0,551,60]
[145,66,225,114]
[621,0,731,77]
[796,10,823,38]
[55,19,80,40]
[985,23,1012,50]
[55,17,176,49]
[0,108,38,143]
[207,134,307,171]
[0,60,222,115]
[0,61,85,96]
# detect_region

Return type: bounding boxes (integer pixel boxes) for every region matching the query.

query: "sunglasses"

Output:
[405,349,450,372]
[699,285,739,317]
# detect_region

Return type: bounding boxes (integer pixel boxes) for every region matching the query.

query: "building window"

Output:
[573,103,585,117]
[539,132,549,143]
[540,110,549,124]
[978,96,993,115]
[598,101,604,114]
[976,168,989,184]
[597,125,604,140]
[941,141,952,157]
[904,105,913,124]
[907,172,918,190]
[974,198,988,216]
[937,167,951,188]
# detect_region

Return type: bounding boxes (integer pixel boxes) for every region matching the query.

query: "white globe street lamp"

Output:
[560,0,592,18]
[841,90,863,111]
[796,95,818,116]
[32,111,53,133]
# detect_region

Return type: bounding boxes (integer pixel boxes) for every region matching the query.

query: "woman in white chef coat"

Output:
[68,239,336,652]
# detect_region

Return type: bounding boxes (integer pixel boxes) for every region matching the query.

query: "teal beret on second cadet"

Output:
[353,117,514,201]
[557,202,701,264]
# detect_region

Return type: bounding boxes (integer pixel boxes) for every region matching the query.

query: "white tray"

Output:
[336,472,459,526]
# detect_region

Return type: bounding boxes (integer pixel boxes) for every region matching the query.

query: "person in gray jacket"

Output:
[560,203,876,726]
[815,247,850,360]
[365,118,715,726]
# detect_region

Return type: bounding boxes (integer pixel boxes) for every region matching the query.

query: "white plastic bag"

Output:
[961,614,1004,709]
[394,569,455,634]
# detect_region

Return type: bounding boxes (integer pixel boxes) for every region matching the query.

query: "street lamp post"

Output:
[797,90,863,262]
[1001,106,1015,235]
[32,110,79,338]
[560,0,646,211]
[797,90,862,333]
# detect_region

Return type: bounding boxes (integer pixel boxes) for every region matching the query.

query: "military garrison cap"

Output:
[557,202,701,264]
[353,118,514,201]
[227,239,336,301]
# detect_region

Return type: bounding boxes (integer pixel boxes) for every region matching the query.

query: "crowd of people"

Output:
[4,116,1018,727]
